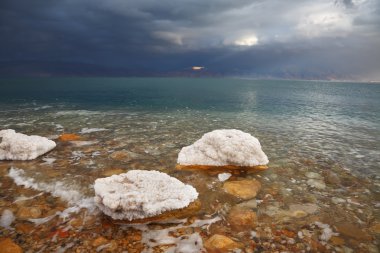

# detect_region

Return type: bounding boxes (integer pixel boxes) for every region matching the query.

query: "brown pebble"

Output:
[227,207,257,231]
[336,223,372,241]
[0,238,23,253]
[92,236,109,247]
[223,179,261,199]
[17,206,42,219]
[204,234,242,253]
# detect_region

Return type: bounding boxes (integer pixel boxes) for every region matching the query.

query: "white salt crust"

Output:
[0,209,15,229]
[177,129,269,166]
[0,129,56,160]
[94,170,199,220]
[8,167,96,221]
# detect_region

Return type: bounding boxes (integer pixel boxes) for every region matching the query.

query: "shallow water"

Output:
[0,78,379,252]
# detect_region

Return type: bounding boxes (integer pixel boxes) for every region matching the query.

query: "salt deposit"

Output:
[315,222,338,242]
[218,173,232,182]
[0,209,15,229]
[8,168,96,222]
[0,129,56,160]
[94,170,199,220]
[177,129,268,166]
[8,167,87,205]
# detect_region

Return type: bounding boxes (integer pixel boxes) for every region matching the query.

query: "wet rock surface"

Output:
[204,234,242,252]
[0,238,23,253]
[223,179,261,199]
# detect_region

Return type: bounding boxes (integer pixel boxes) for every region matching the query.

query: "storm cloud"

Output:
[0,0,379,79]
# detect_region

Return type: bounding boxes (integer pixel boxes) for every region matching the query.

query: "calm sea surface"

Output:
[1,78,379,177]
[0,78,379,252]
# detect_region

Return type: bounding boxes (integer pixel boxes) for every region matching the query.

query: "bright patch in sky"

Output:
[234,36,259,46]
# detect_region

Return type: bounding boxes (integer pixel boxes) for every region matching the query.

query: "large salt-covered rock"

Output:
[94,170,199,221]
[0,129,56,160]
[177,129,269,167]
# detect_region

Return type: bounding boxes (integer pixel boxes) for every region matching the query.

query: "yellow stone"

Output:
[204,234,242,253]
[102,168,125,177]
[17,206,42,219]
[223,179,261,199]
[227,207,257,231]
[0,238,23,253]
[292,210,308,218]
[92,236,109,247]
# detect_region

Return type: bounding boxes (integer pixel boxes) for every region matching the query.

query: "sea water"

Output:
[0,78,379,252]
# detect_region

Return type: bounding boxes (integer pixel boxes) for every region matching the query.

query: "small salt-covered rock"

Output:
[0,129,56,160]
[218,173,231,182]
[0,210,15,228]
[177,129,269,167]
[94,170,199,221]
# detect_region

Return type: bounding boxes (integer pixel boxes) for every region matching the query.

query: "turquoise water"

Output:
[1,78,379,177]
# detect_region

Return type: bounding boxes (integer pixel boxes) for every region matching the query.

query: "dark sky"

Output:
[1,0,379,79]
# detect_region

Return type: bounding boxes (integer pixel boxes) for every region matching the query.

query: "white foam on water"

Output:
[13,192,44,203]
[42,157,56,165]
[79,128,108,134]
[71,151,85,161]
[33,105,52,111]
[55,110,103,116]
[8,168,96,224]
[69,141,98,147]
[126,216,220,253]
[314,221,338,242]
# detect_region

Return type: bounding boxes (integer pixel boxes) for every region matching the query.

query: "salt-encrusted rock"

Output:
[177,129,268,169]
[0,129,56,160]
[94,170,199,221]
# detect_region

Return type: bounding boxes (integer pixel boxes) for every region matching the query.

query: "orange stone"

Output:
[204,234,242,253]
[330,236,345,245]
[92,236,109,247]
[0,238,23,253]
[227,207,257,231]
[58,133,81,142]
[223,179,261,199]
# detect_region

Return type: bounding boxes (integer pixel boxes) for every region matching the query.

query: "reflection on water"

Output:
[0,78,379,252]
